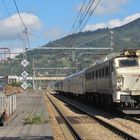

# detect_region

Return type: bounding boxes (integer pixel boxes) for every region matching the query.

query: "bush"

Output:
[24,113,46,124]
[10,82,21,87]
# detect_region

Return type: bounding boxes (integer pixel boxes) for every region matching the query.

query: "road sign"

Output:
[21,59,29,67]
[21,82,29,90]
[21,71,29,79]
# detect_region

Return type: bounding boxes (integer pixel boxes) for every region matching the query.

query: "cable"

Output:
[68,0,94,47]
[69,0,87,35]
[69,0,101,47]
[13,0,31,51]
[2,0,21,35]
[73,0,94,34]
[13,0,26,28]
[68,0,95,47]
[79,0,101,32]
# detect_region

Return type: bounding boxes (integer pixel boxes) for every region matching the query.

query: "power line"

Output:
[79,0,101,32]
[68,0,94,47]
[73,0,94,34]
[2,0,21,35]
[13,0,26,29]
[69,0,102,48]
[13,0,30,51]
[69,0,87,35]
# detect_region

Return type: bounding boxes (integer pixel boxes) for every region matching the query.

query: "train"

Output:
[54,49,140,114]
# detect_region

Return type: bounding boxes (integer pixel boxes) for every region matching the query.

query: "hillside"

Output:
[0,18,140,76]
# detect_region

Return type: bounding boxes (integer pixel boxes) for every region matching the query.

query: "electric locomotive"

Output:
[55,49,140,114]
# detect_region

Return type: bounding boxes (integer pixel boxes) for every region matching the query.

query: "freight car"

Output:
[55,49,140,114]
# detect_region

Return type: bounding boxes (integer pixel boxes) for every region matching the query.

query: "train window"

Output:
[86,73,88,80]
[96,70,98,78]
[119,59,138,67]
[99,69,101,78]
[105,66,109,76]
[109,61,113,72]
[88,73,90,79]
[102,68,104,77]
[92,71,94,78]
[90,72,92,79]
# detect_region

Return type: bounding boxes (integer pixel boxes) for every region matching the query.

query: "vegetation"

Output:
[10,82,21,87]
[24,113,46,124]
[0,18,140,76]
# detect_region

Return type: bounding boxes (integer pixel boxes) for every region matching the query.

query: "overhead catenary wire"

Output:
[68,0,94,47]
[69,0,87,35]
[2,0,28,57]
[13,0,26,29]
[13,0,30,50]
[72,0,95,34]
[79,0,101,32]
[67,0,88,47]
[2,0,20,35]
[69,0,102,48]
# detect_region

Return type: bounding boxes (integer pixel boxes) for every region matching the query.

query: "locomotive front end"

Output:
[113,50,140,109]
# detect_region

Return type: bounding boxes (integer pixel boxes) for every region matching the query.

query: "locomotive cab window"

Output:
[92,71,94,78]
[119,59,139,68]
[96,70,98,78]
[99,69,102,78]
[105,66,109,76]
[102,68,104,77]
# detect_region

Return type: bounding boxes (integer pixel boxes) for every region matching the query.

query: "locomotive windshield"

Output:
[119,59,139,68]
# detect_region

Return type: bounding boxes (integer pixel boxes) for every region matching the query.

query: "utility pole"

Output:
[110,29,114,52]
[32,59,35,91]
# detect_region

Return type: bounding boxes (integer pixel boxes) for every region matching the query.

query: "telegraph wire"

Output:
[69,0,87,35]
[2,0,27,58]
[79,0,101,32]
[68,0,87,47]
[68,0,94,47]
[2,0,20,35]
[13,0,30,50]
[73,0,94,34]
[13,0,26,28]
[69,0,101,48]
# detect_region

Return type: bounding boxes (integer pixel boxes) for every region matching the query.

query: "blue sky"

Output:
[0,0,140,56]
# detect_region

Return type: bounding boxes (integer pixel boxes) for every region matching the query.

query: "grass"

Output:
[24,113,47,124]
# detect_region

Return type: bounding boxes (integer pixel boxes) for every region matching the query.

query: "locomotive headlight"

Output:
[117,85,122,90]
[117,77,123,90]
[117,77,123,83]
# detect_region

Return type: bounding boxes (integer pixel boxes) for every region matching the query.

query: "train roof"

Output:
[58,49,140,82]
[84,49,140,70]
[104,49,140,61]
[64,70,85,80]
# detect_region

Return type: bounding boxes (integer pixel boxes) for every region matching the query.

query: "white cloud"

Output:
[44,27,64,41]
[77,0,128,16]
[84,13,140,31]
[95,0,128,15]
[85,23,106,31]
[0,13,42,41]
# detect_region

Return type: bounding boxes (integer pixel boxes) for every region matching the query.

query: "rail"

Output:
[44,91,84,140]
[125,116,140,124]
[50,92,139,140]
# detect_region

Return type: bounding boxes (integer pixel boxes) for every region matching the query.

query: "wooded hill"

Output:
[0,18,140,76]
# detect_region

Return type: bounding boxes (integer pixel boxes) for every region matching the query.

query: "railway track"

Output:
[44,91,83,140]
[125,116,140,124]
[47,91,140,140]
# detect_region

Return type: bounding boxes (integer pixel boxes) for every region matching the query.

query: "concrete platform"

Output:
[0,90,53,140]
